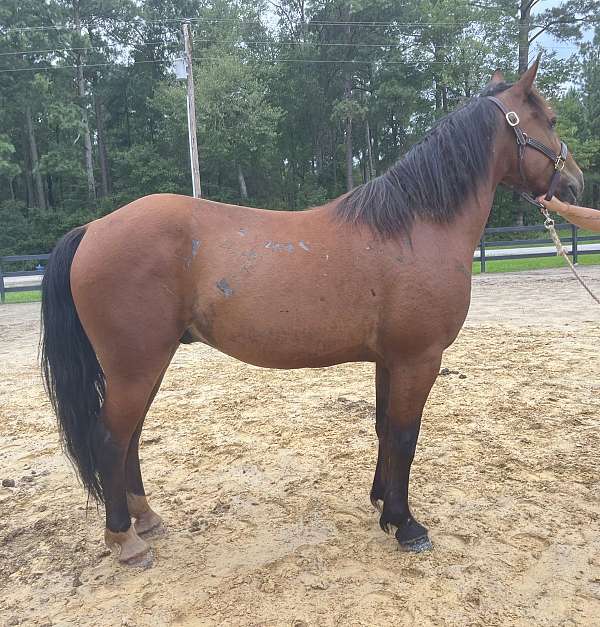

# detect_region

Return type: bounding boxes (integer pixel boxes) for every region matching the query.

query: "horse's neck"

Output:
[450,183,497,253]
[450,130,514,253]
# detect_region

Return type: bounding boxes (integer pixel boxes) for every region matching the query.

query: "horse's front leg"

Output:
[378,351,441,552]
[370,363,389,511]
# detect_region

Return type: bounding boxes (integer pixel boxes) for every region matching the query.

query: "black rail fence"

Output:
[0,254,49,303]
[1,223,600,302]
[477,223,600,273]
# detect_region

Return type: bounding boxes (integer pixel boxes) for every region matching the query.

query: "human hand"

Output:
[536,195,570,215]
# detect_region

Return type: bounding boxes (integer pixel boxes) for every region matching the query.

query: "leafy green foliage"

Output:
[0,1,598,254]
[0,135,20,181]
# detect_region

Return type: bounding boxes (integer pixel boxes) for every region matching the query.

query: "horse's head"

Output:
[484,58,584,204]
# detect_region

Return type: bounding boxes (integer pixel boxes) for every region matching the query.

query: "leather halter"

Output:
[487,96,568,208]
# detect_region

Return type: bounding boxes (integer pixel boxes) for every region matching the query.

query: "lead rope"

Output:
[541,207,600,305]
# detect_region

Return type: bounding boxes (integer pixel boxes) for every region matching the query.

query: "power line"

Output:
[0,59,169,73]
[4,15,597,35]
[0,42,166,57]
[0,56,481,75]
[0,20,503,34]
[0,39,428,57]
[0,38,579,58]
[0,47,583,75]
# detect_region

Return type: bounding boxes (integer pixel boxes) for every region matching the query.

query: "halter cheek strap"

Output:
[486,96,568,207]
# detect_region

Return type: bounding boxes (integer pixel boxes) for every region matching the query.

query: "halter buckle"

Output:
[554,156,566,171]
[505,111,520,127]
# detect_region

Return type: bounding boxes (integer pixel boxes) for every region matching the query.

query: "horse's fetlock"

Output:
[379,501,410,532]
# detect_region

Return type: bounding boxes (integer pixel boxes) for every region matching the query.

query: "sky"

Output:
[533,0,595,61]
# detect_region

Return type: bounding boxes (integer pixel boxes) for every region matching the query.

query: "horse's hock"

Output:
[1,267,600,625]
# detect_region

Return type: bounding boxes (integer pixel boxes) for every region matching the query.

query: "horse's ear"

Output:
[490,69,505,84]
[515,53,541,96]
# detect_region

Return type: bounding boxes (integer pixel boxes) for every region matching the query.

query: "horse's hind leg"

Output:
[370,364,389,511]
[125,355,175,535]
[94,374,165,563]
[378,351,442,552]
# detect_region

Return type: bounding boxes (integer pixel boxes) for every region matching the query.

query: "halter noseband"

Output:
[487,96,568,208]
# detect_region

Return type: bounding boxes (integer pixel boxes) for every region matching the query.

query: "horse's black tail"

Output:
[40,226,105,502]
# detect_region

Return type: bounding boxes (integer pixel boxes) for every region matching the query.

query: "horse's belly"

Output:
[208,340,371,370]
[188,302,376,369]
[186,273,378,368]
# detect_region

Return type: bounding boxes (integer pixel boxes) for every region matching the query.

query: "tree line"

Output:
[0,0,599,256]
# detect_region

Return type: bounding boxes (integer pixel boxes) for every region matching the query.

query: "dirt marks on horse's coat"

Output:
[1,268,600,625]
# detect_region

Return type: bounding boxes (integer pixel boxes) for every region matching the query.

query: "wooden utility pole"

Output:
[182,22,202,198]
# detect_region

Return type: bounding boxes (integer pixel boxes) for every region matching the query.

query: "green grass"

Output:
[472,253,600,274]
[2,290,42,304]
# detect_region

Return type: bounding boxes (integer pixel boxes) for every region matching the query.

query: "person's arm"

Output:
[537,196,600,233]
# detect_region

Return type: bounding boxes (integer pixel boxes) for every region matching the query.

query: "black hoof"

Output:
[397,534,433,553]
[394,518,432,552]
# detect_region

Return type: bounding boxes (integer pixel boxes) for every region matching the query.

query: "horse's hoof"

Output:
[126,493,164,536]
[397,534,433,553]
[134,509,164,536]
[122,548,154,568]
[393,517,432,552]
[105,526,151,564]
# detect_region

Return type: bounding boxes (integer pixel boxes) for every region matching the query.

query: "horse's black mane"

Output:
[336,82,515,237]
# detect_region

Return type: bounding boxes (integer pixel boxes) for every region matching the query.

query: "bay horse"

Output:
[41,60,583,563]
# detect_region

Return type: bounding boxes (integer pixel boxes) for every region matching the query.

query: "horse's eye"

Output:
[549,118,558,128]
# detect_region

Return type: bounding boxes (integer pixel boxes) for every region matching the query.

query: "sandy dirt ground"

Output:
[1,267,600,626]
